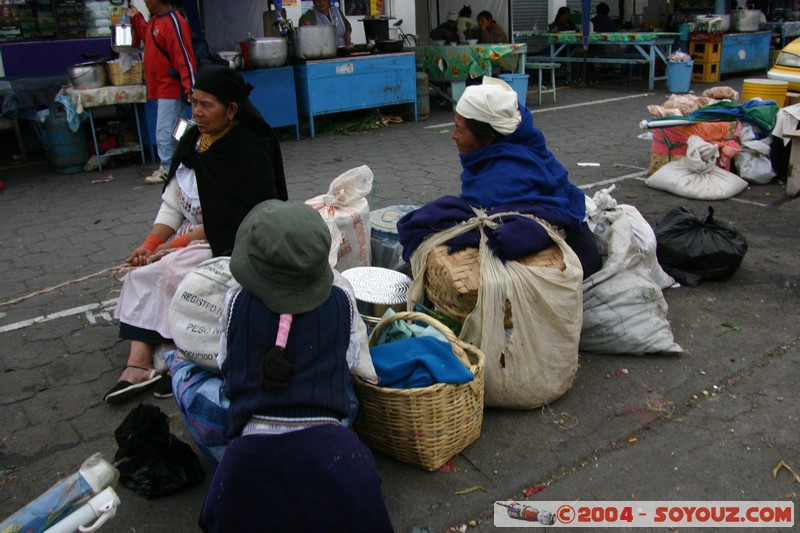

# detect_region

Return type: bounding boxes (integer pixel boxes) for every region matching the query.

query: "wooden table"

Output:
[539,32,678,91]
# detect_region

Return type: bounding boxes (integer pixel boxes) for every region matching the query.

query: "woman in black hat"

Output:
[104,65,287,404]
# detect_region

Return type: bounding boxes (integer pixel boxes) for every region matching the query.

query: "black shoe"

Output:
[153,374,173,399]
[104,368,162,404]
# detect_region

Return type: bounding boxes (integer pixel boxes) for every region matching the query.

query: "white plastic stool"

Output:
[525,62,559,106]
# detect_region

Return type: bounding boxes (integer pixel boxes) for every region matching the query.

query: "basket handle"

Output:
[368,311,471,370]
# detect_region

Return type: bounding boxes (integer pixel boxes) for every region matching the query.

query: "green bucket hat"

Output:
[230,200,333,314]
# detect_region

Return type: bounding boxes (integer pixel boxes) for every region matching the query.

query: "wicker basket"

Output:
[108,61,143,86]
[353,311,485,471]
[424,244,565,328]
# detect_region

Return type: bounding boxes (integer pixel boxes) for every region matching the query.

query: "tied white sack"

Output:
[645,135,748,200]
[734,122,776,184]
[581,187,683,355]
[168,257,239,372]
[406,209,583,410]
[306,165,373,272]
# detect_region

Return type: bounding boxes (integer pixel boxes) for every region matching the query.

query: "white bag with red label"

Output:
[306,165,373,272]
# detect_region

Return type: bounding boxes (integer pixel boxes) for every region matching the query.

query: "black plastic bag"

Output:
[654,206,748,287]
[113,403,205,500]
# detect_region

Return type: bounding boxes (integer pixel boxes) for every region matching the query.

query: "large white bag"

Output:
[168,257,240,372]
[306,165,373,272]
[581,188,683,355]
[645,135,748,200]
[407,209,584,409]
[734,122,776,184]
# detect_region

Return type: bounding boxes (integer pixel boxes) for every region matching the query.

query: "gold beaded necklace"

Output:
[198,123,234,153]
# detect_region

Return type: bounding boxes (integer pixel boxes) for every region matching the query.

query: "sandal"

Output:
[104,365,163,404]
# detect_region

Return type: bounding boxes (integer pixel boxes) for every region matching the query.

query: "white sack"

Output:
[581,187,683,355]
[407,208,583,409]
[168,257,240,372]
[645,135,748,200]
[734,122,776,184]
[306,165,373,272]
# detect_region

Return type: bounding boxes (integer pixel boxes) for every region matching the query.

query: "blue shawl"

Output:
[459,106,586,223]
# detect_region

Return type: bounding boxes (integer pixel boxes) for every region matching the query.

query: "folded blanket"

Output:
[370,336,473,389]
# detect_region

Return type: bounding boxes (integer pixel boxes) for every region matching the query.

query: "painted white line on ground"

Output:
[730,197,770,207]
[579,170,649,189]
[0,298,119,334]
[424,122,455,129]
[425,93,652,129]
[533,93,652,114]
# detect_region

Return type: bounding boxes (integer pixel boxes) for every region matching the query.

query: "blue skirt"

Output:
[199,424,394,532]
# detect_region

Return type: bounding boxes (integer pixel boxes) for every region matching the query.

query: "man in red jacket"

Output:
[126,0,197,185]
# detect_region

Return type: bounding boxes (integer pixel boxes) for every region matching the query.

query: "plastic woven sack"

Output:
[654,206,748,287]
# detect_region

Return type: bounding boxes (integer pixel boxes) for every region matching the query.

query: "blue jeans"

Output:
[155,98,183,171]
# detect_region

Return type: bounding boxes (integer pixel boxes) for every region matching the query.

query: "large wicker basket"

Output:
[424,244,565,327]
[108,61,143,86]
[353,311,485,471]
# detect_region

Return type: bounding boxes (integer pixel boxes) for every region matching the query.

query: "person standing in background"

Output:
[299,0,352,47]
[126,0,197,185]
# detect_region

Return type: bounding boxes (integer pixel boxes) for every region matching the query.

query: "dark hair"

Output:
[459,5,472,17]
[477,10,493,21]
[259,344,294,393]
[556,6,571,19]
[464,117,504,145]
[596,2,610,16]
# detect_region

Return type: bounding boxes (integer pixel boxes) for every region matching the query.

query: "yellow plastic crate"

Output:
[689,41,722,64]
[691,61,720,83]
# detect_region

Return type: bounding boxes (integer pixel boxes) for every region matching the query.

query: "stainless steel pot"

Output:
[67,61,108,90]
[241,36,288,69]
[731,6,762,32]
[111,23,139,54]
[293,24,337,60]
[218,51,243,69]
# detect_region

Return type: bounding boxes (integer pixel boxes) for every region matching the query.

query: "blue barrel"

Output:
[45,103,88,174]
[667,60,694,94]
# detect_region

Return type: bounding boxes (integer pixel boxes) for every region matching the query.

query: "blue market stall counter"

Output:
[293,51,418,139]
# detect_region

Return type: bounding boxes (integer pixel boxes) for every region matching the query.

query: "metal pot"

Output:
[731,6,762,32]
[67,61,108,90]
[293,24,337,60]
[218,51,243,69]
[240,36,288,69]
[111,22,139,54]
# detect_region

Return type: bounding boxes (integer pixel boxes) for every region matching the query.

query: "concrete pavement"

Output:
[1,73,799,532]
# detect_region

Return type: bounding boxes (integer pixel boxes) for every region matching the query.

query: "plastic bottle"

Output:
[0,454,118,533]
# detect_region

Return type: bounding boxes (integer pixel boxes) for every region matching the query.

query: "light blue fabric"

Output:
[370,336,474,389]
[156,98,182,170]
[53,95,86,133]
[371,308,449,346]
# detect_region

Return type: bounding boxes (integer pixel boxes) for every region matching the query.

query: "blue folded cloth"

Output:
[370,336,474,389]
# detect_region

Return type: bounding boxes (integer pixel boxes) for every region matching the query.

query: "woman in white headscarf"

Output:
[399,77,601,278]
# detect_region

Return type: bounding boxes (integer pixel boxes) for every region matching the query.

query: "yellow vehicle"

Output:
[768,37,800,91]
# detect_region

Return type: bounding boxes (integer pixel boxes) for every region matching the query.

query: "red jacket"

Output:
[131,9,197,100]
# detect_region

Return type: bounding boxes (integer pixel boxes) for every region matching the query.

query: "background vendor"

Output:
[299,0,351,46]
